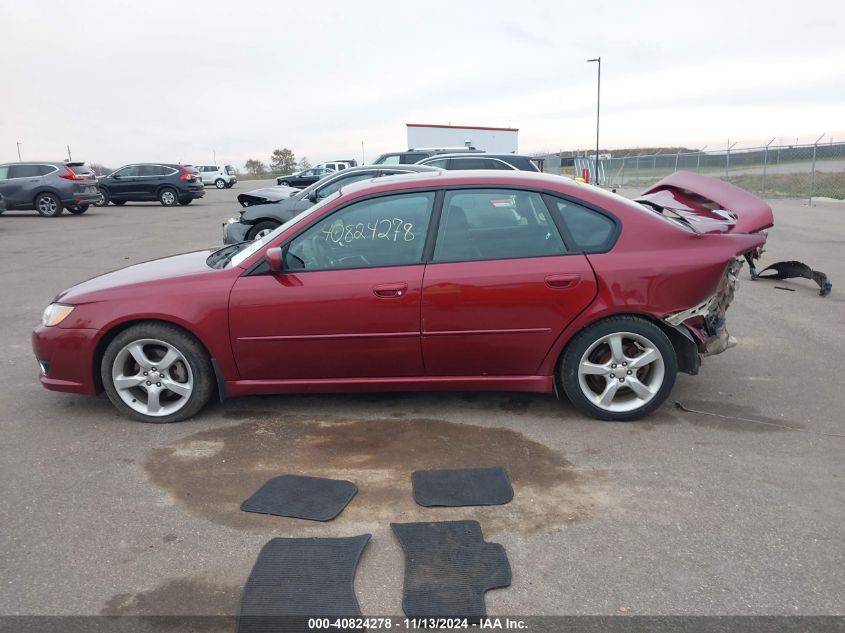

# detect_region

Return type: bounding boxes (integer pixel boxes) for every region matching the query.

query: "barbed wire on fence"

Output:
[534,139,845,201]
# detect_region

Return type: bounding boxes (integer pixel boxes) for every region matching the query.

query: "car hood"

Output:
[240,196,309,223]
[55,249,220,304]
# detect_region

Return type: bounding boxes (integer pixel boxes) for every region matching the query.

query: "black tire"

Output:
[178,199,192,206]
[35,192,63,217]
[247,220,280,240]
[67,204,89,215]
[100,322,215,424]
[158,187,178,207]
[94,188,110,207]
[214,178,226,189]
[278,180,291,187]
[559,315,677,422]
[112,200,126,206]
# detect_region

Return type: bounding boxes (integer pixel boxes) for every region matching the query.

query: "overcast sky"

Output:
[1,0,843,168]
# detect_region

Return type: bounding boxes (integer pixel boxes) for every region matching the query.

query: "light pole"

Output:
[16,142,22,161]
[587,57,601,185]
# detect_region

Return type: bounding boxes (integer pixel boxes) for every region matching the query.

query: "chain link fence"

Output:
[535,140,845,201]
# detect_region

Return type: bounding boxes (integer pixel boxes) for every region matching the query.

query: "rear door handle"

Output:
[373,282,408,298]
[545,274,580,289]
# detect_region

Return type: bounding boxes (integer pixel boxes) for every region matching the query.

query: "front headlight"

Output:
[42,303,75,327]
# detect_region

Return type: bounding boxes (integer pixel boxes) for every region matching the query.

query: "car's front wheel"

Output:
[35,193,63,217]
[247,220,280,240]
[560,316,677,421]
[214,178,226,189]
[101,323,215,423]
[278,180,291,187]
[158,187,178,206]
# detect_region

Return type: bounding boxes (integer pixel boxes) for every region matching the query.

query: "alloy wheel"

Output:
[577,331,665,413]
[37,196,58,215]
[111,338,194,417]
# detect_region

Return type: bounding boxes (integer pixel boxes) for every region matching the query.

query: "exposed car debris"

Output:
[745,257,833,297]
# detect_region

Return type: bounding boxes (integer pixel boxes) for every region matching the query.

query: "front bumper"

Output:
[32,325,99,395]
[223,218,252,245]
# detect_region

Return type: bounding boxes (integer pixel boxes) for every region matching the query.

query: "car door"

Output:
[1,164,48,206]
[109,165,141,198]
[420,188,598,376]
[229,191,436,380]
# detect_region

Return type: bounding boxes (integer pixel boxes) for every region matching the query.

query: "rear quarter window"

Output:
[549,197,617,252]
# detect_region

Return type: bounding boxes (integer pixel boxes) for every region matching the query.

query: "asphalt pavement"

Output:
[1,180,843,619]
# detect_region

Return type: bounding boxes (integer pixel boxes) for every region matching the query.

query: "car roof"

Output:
[419,153,533,160]
[339,169,572,196]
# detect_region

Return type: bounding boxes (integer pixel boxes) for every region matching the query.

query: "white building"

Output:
[406,123,519,154]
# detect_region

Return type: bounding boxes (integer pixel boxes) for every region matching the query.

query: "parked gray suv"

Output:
[0,162,101,216]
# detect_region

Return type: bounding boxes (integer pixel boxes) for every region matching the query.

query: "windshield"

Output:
[227,191,342,267]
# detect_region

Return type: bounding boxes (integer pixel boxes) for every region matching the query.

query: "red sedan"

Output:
[32,170,772,423]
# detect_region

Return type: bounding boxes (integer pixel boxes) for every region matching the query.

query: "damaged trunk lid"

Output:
[636,171,774,235]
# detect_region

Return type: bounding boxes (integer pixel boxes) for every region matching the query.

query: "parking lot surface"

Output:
[1,182,843,617]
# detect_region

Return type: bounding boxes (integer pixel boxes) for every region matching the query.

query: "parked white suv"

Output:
[312,160,356,172]
[195,164,237,189]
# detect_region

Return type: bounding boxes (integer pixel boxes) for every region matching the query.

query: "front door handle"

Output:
[545,274,580,289]
[373,282,408,298]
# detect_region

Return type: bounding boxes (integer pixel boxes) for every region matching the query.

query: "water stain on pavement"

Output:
[145,415,606,534]
[103,576,239,620]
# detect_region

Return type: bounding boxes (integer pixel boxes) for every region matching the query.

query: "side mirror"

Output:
[307,190,319,203]
[265,246,284,273]
[113,174,121,179]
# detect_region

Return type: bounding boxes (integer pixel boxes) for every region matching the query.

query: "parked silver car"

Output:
[0,162,100,216]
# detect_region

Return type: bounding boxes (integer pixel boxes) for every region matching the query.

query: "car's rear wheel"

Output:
[67,204,89,215]
[158,187,178,206]
[94,188,110,206]
[560,316,677,421]
[247,220,280,240]
[101,323,215,423]
[214,178,226,189]
[35,193,63,217]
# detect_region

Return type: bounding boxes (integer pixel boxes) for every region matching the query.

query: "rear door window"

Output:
[9,164,47,178]
[433,189,567,262]
[448,158,502,170]
[400,153,428,164]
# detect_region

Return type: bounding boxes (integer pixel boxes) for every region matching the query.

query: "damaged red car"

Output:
[32,170,771,423]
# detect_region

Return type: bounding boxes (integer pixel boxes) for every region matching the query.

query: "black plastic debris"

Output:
[747,257,832,297]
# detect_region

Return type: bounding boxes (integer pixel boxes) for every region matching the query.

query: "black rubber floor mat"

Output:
[412,466,513,507]
[240,475,357,521]
[392,520,511,620]
[237,535,370,633]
